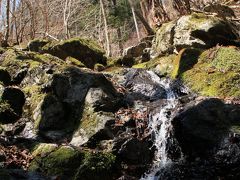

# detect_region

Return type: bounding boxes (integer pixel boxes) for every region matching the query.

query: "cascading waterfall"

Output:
[141,71,179,180]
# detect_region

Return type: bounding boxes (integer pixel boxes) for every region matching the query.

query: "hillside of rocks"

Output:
[0,13,240,180]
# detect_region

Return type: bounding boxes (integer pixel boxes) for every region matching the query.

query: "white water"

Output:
[141,71,178,180]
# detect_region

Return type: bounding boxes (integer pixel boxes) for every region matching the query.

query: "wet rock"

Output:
[12,68,28,85]
[172,98,236,158]
[118,138,153,165]
[123,69,166,101]
[0,148,6,162]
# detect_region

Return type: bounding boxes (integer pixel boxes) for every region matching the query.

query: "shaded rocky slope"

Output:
[0,12,240,180]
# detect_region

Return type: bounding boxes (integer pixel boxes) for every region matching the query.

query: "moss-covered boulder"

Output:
[152,13,239,55]
[28,39,50,52]
[29,143,117,179]
[29,144,83,178]
[74,152,116,180]
[175,46,240,98]
[70,87,118,146]
[42,38,106,69]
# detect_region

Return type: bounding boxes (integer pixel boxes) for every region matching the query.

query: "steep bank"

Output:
[0,12,240,180]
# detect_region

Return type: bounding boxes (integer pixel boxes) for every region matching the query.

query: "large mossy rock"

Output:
[29,143,116,180]
[27,39,50,52]
[152,13,239,55]
[41,38,107,69]
[174,46,240,98]
[29,144,83,178]
[74,151,116,180]
[33,67,121,141]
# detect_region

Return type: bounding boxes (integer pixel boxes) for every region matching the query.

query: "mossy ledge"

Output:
[173,46,240,98]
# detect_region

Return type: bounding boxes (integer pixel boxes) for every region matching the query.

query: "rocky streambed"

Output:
[0,12,240,180]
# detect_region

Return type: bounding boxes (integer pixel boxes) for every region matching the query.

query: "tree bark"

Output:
[128,0,140,41]
[3,0,10,46]
[100,0,111,56]
[112,0,123,54]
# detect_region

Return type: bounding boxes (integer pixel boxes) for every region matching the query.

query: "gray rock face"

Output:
[118,138,154,165]
[123,69,167,101]
[172,98,240,158]
[34,67,121,141]
[152,13,239,55]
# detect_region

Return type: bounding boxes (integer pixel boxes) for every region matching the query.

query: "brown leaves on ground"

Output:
[0,144,33,170]
[115,108,150,139]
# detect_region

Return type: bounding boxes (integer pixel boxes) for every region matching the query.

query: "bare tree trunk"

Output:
[128,0,140,42]
[10,0,16,42]
[135,10,154,35]
[100,0,111,56]
[3,0,10,46]
[112,0,123,55]
[63,0,72,39]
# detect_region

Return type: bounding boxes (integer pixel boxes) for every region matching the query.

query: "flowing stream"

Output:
[141,71,180,180]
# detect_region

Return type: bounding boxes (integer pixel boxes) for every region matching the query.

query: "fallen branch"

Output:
[36,32,59,41]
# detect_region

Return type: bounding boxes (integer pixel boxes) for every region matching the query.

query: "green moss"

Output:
[79,105,99,137]
[23,85,45,111]
[74,152,116,180]
[189,13,210,24]
[231,126,240,134]
[29,145,83,178]
[66,56,85,67]
[0,101,12,113]
[181,47,240,98]
[171,48,201,78]
[31,143,58,157]
[132,62,148,69]
[210,47,240,72]
[106,57,120,67]
[61,38,105,54]
[30,143,116,179]
[132,54,176,76]
[94,63,105,71]
[42,38,106,69]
